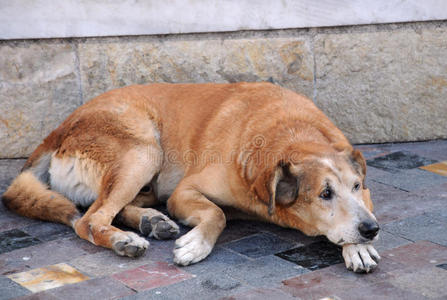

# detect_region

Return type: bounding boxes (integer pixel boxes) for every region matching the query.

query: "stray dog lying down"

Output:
[3,82,380,273]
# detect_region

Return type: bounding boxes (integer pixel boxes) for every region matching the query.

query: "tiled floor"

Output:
[0,140,446,300]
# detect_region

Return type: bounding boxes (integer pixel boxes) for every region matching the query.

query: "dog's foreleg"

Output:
[167,185,226,266]
[342,243,381,273]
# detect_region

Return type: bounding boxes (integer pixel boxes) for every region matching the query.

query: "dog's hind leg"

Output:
[115,186,179,239]
[74,146,162,257]
[118,205,179,240]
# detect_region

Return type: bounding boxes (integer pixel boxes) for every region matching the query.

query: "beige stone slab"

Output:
[77,36,314,103]
[314,25,447,143]
[7,263,89,293]
[0,41,82,158]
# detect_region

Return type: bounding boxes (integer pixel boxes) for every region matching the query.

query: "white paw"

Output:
[112,231,149,258]
[342,244,381,273]
[173,228,213,266]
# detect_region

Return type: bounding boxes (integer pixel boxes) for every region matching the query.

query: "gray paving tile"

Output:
[122,271,249,300]
[48,276,135,300]
[276,240,343,271]
[69,247,153,277]
[0,229,41,255]
[383,214,447,246]
[222,232,297,259]
[216,220,260,245]
[223,287,298,300]
[0,276,30,300]
[386,140,447,161]
[373,230,412,253]
[181,246,250,276]
[0,237,100,275]
[367,151,438,173]
[388,266,447,299]
[223,255,308,288]
[22,223,75,242]
[372,168,447,192]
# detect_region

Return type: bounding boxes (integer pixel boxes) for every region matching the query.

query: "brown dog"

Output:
[2,82,380,272]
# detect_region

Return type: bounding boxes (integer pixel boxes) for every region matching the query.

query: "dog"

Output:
[2,82,380,273]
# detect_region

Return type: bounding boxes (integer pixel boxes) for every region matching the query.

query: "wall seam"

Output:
[72,40,84,105]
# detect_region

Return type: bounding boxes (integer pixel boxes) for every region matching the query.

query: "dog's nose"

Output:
[358,220,379,240]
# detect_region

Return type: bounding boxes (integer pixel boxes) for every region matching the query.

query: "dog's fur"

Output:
[3,82,380,272]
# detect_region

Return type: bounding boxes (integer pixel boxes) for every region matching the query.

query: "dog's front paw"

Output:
[342,244,380,273]
[173,228,213,266]
[112,231,149,258]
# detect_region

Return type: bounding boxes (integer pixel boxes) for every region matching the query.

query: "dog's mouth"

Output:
[334,233,379,246]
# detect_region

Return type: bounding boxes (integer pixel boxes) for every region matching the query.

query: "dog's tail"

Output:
[2,151,80,228]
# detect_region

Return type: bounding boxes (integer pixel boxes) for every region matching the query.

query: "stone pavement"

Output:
[0,140,446,300]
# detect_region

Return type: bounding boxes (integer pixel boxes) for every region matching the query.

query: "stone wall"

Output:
[1,21,446,158]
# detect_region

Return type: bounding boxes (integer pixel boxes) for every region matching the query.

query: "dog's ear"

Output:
[267,161,299,215]
[350,149,367,189]
[251,161,299,216]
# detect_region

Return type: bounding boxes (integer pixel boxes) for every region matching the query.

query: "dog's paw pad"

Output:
[112,232,149,258]
[140,215,179,240]
[173,229,212,266]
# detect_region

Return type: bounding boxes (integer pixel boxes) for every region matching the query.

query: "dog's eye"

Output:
[320,187,333,200]
[353,182,361,192]
[140,184,152,193]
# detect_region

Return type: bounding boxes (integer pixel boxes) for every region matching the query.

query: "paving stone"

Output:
[122,270,249,300]
[48,276,135,300]
[281,267,359,300]
[223,255,308,288]
[281,265,423,300]
[68,248,153,278]
[22,223,75,242]
[223,287,297,300]
[15,291,60,300]
[0,210,42,233]
[373,230,411,253]
[385,140,447,161]
[0,276,30,300]
[330,281,426,300]
[368,180,447,225]
[0,237,99,275]
[388,266,447,299]
[112,261,193,292]
[354,144,390,160]
[383,214,447,246]
[324,256,408,285]
[0,229,41,255]
[373,168,447,192]
[216,220,260,245]
[367,151,438,173]
[7,263,89,293]
[275,240,343,271]
[382,241,447,268]
[181,246,250,276]
[413,182,447,200]
[222,232,297,259]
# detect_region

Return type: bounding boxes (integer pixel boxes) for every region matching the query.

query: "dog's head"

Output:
[252,148,379,245]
